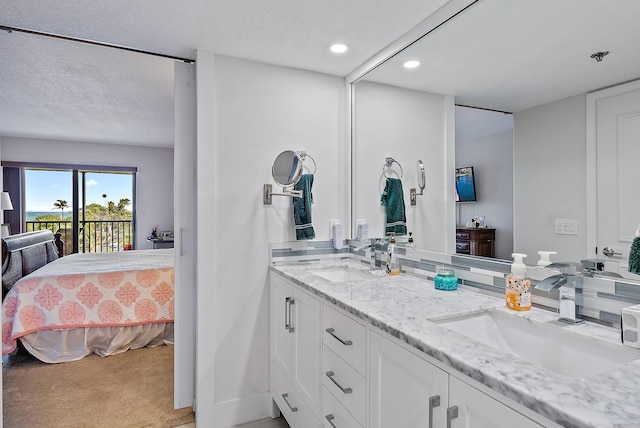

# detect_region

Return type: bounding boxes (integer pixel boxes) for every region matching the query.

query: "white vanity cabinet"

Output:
[322,304,367,428]
[270,268,554,428]
[270,273,321,427]
[369,331,449,428]
[448,375,543,428]
[369,330,544,428]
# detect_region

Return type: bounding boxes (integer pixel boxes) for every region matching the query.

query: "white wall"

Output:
[0,136,174,249]
[513,95,587,262]
[353,81,448,251]
[196,54,348,426]
[456,130,513,260]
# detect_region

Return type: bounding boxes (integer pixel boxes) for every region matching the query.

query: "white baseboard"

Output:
[196,392,273,428]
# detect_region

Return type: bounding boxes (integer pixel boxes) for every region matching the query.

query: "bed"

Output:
[2,230,174,363]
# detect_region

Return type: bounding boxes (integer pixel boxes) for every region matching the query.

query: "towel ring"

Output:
[299,151,317,175]
[383,157,403,179]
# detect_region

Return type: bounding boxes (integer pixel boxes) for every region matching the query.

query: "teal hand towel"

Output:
[629,237,640,274]
[293,174,315,240]
[381,177,407,236]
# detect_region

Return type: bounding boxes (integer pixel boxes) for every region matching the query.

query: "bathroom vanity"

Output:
[269,258,640,428]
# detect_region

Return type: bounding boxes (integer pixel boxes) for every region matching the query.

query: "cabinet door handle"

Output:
[325,414,337,428]
[447,405,459,428]
[428,395,441,428]
[288,298,295,333]
[325,371,352,394]
[284,297,295,333]
[325,328,353,346]
[284,297,291,331]
[281,393,298,412]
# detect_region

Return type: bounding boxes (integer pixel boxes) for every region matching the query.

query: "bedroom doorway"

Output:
[21,166,136,255]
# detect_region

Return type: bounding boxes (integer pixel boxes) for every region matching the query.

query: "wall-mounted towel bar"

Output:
[299,151,316,175]
[383,157,403,178]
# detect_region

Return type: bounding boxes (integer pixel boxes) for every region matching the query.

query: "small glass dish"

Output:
[434,268,458,291]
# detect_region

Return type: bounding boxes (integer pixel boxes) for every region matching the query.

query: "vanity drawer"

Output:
[272,363,320,428]
[322,345,366,424]
[322,304,366,375]
[322,386,363,428]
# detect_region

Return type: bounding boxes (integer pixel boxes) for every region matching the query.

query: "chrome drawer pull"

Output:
[325,414,337,428]
[325,328,353,346]
[447,405,459,428]
[281,393,298,412]
[325,371,352,394]
[428,395,441,428]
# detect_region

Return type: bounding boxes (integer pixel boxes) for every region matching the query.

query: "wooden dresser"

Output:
[455,227,496,258]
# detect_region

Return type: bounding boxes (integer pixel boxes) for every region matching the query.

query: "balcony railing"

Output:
[26,220,134,254]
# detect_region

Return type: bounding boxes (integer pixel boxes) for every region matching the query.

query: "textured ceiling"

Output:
[0,32,175,146]
[362,0,640,113]
[0,0,451,147]
[3,1,637,148]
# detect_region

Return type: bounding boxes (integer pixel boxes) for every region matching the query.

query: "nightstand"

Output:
[148,238,174,249]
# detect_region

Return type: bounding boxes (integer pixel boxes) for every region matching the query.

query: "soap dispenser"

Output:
[385,232,400,276]
[506,253,531,311]
[537,251,557,267]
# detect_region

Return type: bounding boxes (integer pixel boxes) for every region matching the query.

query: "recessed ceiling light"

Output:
[403,60,421,69]
[330,43,349,54]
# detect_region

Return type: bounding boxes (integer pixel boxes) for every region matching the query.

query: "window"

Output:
[14,164,137,254]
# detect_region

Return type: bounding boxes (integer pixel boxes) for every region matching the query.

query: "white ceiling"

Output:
[2,0,639,148]
[363,0,640,113]
[0,0,451,147]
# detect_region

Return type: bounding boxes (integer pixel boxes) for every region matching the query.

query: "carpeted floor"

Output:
[3,344,195,428]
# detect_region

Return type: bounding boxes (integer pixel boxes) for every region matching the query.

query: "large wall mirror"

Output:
[351,0,640,278]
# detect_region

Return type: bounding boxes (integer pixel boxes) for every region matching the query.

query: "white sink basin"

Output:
[311,267,374,283]
[434,309,640,379]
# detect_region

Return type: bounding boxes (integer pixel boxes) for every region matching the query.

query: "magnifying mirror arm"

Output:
[410,187,424,205]
[263,184,303,205]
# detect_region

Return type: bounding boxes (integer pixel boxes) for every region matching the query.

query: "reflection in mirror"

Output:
[351,0,640,278]
[455,106,513,259]
[410,160,426,206]
[417,160,425,190]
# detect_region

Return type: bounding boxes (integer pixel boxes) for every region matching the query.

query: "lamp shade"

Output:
[1,192,13,210]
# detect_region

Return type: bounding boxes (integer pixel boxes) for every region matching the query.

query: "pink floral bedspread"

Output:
[2,249,174,355]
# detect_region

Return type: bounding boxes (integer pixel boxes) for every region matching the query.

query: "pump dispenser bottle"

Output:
[506,253,531,311]
[537,251,557,267]
[385,232,400,275]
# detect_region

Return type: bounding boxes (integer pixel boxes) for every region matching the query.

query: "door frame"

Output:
[586,78,640,258]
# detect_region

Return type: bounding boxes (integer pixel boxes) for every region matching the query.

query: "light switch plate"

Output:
[555,218,579,235]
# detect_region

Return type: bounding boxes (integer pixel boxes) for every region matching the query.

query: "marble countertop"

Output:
[270,259,640,428]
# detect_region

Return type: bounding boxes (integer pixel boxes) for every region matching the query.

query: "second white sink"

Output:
[311,267,374,283]
[433,309,640,379]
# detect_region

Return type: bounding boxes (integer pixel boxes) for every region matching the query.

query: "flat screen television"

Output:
[455,166,477,202]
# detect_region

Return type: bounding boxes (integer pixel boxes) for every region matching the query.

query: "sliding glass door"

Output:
[79,171,135,253]
[23,166,136,254]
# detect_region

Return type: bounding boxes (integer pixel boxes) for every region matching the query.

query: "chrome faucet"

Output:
[535,273,584,325]
[352,238,382,253]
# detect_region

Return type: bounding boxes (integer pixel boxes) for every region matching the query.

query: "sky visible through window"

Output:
[25,169,132,214]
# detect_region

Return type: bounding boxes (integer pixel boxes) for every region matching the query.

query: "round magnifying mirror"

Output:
[272,150,303,188]
[417,160,426,191]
